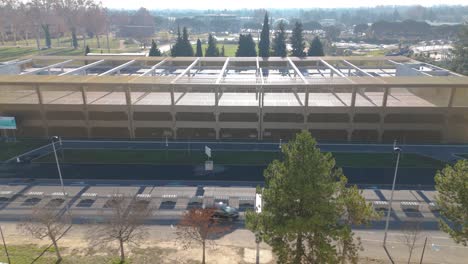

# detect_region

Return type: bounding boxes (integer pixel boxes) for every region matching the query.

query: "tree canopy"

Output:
[435,160,468,245]
[290,22,305,57]
[272,21,287,57]
[258,12,270,58]
[195,38,203,57]
[171,26,194,57]
[149,39,162,56]
[307,36,324,56]
[235,34,257,57]
[246,131,376,263]
[450,26,468,76]
[205,33,219,57]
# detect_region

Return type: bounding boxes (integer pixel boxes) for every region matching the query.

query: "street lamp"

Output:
[383,143,402,248]
[51,136,68,213]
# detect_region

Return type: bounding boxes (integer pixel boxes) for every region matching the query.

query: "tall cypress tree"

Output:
[195,38,203,57]
[181,27,194,56]
[171,26,182,57]
[272,21,287,57]
[205,34,219,57]
[290,22,305,57]
[71,28,78,49]
[307,36,324,56]
[149,39,162,56]
[235,34,257,57]
[42,24,51,49]
[220,45,225,57]
[258,12,270,58]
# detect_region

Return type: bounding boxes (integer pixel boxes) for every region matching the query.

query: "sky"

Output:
[100,0,468,10]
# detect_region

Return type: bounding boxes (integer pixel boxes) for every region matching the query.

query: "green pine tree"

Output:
[195,39,203,57]
[307,36,325,56]
[42,24,51,49]
[246,131,377,263]
[258,12,270,58]
[272,21,287,57]
[181,27,194,56]
[71,28,78,49]
[220,45,225,57]
[149,39,162,56]
[435,160,468,245]
[290,21,305,57]
[235,34,257,57]
[171,26,182,57]
[205,34,219,57]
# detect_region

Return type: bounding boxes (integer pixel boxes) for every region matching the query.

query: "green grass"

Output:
[2,35,121,49]
[0,140,47,161]
[34,149,445,168]
[191,43,249,57]
[0,47,41,61]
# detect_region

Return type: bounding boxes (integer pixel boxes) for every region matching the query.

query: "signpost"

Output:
[0,117,16,129]
[0,117,17,140]
[205,146,213,171]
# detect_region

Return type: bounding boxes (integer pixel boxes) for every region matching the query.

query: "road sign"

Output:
[205,160,213,171]
[205,146,211,158]
[0,117,16,129]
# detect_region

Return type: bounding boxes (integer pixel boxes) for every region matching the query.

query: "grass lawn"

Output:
[2,35,121,50]
[191,43,247,57]
[0,47,40,61]
[35,149,445,168]
[0,140,47,161]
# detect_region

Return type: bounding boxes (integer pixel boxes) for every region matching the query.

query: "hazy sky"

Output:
[100,0,467,10]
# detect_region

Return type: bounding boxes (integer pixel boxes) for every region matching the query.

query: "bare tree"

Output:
[17,204,71,262]
[400,221,423,264]
[87,194,153,263]
[176,208,231,264]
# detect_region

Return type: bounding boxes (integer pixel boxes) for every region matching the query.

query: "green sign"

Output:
[0,117,16,129]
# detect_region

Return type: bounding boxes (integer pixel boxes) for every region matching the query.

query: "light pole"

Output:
[383,143,401,248]
[51,136,68,214]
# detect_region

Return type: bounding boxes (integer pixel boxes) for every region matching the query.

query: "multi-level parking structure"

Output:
[0,55,467,143]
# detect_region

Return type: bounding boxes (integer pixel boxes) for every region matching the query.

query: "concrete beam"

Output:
[320,59,346,77]
[58,60,105,76]
[140,59,167,76]
[21,60,74,75]
[342,60,373,77]
[171,58,200,84]
[215,58,230,84]
[287,57,309,84]
[98,60,136,76]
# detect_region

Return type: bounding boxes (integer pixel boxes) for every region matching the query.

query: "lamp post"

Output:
[383,143,402,248]
[51,136,68,214]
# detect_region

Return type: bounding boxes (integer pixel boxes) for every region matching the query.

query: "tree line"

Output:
[170,12,324,58]
[0,0,108,50]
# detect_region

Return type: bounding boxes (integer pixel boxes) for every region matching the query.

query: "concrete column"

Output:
[443,87,456,143]
[382,87,389,107]
[35,85,49,138]
[125,86,135,139]
[81,86,91,138]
